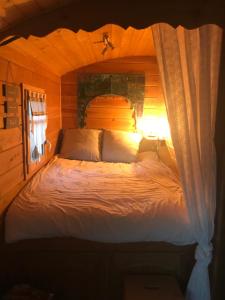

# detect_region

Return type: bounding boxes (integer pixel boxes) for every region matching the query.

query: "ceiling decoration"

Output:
[94,32,115,55]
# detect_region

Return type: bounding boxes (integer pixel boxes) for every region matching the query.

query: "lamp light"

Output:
[137,116,171,140]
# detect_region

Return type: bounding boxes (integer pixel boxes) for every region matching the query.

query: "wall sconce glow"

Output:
[137,116,171,139]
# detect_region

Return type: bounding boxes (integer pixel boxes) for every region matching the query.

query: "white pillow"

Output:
[60,128,102,161]
[102,130,142,163]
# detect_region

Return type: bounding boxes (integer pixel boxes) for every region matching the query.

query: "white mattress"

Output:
[5,156,195,244]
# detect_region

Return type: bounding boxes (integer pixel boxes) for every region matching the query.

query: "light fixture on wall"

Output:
[137,116,171,140]
[94,32,114,55]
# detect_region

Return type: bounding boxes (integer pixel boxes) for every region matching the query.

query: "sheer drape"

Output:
[28,92,47,162]
[152,24,222,300]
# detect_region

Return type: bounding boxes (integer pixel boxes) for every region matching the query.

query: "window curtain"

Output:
[152,24,222,300]
[28,91,47,162]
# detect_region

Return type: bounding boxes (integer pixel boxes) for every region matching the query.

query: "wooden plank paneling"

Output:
[0,144,23,176]
[144,98,165,108]
[86,118,135,131]
[79,58,159,74]
[61,84,77,96]
[29,36,72,75]
[61,96,78,108]
[85,95,135,131]
[47,115,61,135]
[61,109,77,118]
[0,163,24,198]
[145,74,161,85]
[0,127,22,152]
[46,130,60,158]
[62,117,77,129]
[47,106,61,116]
[145,86,163,98]
[61,72,78,84]
[86,108,133,119]
[46,30,79,70]
[143,108,167,118]
[0,47,60,83]
[0,180,27,218]
[86,96,132,108]
[0,46,61,215]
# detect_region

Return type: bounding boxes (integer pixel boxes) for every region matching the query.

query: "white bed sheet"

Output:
[5,156,195,244]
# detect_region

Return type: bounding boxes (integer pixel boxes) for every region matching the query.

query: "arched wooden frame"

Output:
[78,73,145,128]
[84,94,136,131]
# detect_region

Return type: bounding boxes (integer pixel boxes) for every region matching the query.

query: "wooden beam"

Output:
[0,0,224,43]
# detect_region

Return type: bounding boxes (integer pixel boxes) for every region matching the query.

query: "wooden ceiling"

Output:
[1,24,155,76]
[0,1,156,76]
[1,1,221,77]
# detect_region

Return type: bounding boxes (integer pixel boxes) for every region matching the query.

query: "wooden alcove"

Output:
[0,1,224,300]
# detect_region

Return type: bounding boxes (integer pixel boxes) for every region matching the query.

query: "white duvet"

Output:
[5,155,195,244]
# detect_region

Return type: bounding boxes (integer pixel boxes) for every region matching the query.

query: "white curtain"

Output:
[29,97,47,162]
[152,24,222,300]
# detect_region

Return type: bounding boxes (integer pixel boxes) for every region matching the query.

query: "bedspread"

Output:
[5,156,195,244]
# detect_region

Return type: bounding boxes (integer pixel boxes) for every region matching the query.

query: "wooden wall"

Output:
[0,45,61,214]
[61,56,166,130]
[85,95,135,131]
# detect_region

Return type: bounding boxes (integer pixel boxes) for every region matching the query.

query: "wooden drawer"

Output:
[124,274,184,300]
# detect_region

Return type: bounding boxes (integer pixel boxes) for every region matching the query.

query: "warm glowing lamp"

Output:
[137,116,171,140]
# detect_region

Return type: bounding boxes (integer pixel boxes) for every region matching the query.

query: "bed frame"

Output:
[0,178,196,300]
[0,233,195,300]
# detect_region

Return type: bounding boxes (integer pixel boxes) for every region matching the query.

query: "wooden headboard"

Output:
[85,95,136,131]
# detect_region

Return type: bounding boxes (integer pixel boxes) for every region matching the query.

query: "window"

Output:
[23,85,47,174]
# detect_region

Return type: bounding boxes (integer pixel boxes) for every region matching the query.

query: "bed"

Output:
[1,134,196,299]
[0,96,196,300]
